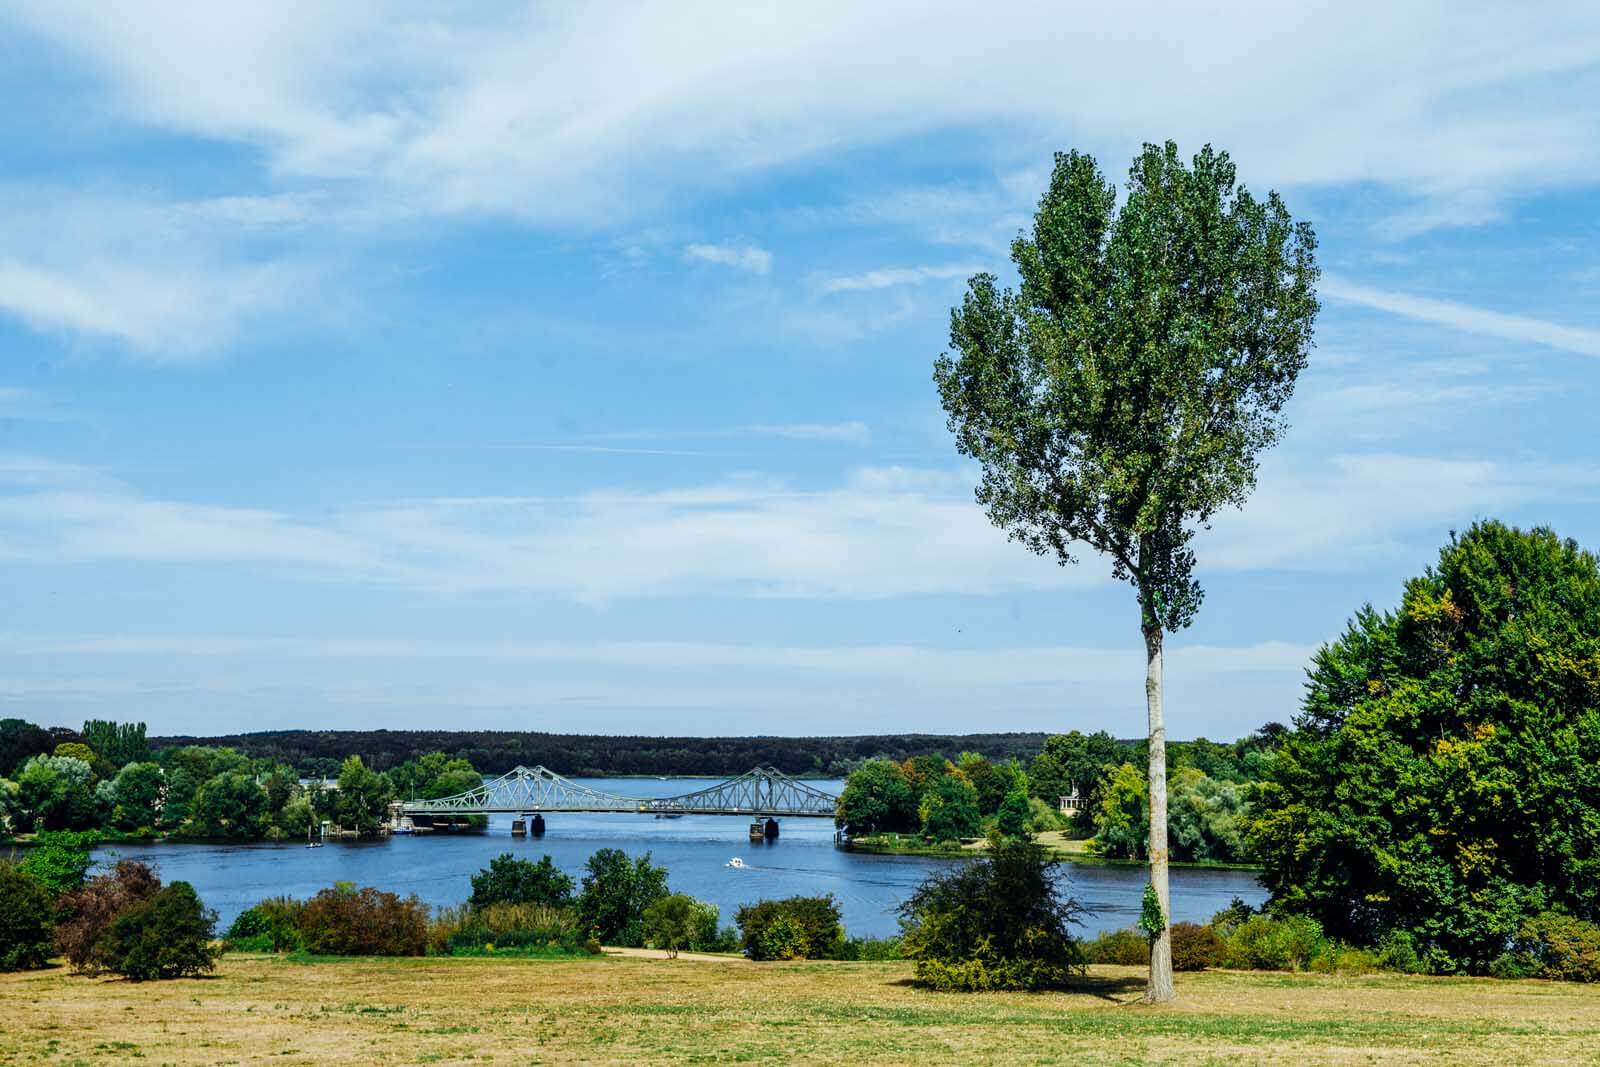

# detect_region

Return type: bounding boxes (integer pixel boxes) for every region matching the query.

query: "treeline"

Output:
[144,728,1057,778]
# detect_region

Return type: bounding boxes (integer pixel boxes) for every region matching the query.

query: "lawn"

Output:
[3,954,1598,1065]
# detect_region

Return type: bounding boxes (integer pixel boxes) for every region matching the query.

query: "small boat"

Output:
[726,857,747,869]
[306,826,323,849]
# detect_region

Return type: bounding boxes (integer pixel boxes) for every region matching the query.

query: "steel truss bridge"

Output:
[397,765,840,819]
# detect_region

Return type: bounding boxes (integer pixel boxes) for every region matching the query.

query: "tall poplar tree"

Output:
[934,142,1318,1001]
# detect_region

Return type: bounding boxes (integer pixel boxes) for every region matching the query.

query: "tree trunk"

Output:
[1144,621,1175,1003]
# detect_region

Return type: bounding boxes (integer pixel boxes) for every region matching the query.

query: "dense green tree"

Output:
[160,768,197,829]
[1168,768,1247,863]
[0,778,17,838]
[576,848,669,947]
[899,834,1084,990]
[1027,731,1125,832]
[334,756,393,835]
[98,881,219,980]
[0,862,54,971]
[834,759,919,835]
[0,719,54,778]
[736,896,843,961]
[15,755,100,831]
[81,720,148,769]
[642,893,719,958]
[1252,522,1600,974]
[1090,762,1149,859]
[469,853,575,910]
[996,788,1031,838]
[920,773,981,842]
[934,142,1318,1000]
[191,772,268,838]
[17,831,96,895]
[101,762,165,831]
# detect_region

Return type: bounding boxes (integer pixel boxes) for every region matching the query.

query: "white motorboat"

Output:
[725,857,747,869]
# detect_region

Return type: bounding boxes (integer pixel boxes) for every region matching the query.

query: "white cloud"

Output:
[683,242,773,274]
[736,422,870,444]
[0,187,320,360]
[820,264,980,294]
[8,3,1600,230]
[5,451,1590,600]
[1323,276,1600,359]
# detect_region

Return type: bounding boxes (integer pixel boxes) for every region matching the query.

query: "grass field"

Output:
[3,954,1599,1065]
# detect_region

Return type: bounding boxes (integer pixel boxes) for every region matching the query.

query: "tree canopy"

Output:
[1251,521,1600,974]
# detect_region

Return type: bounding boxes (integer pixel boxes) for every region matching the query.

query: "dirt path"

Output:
[602,946,750,963]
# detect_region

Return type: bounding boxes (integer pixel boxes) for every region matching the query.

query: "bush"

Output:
[1170,921,1226,971]
[899,835,1084,990]
[835,936,904,961]
[737,896,844,961]
[299,884,428,956]
[430,902,583,957]
[226,897,304,953]
[1309,944,1381,974]
[1509,912,1600,983]
[1208,897,1257,938]
[0,862,54,971]
[1083,928,1147,966]
[469,853,574,910]
[1023,797,1064,834]
[1376,929,1420,973]
[97,881,219,980]
[642,894,719,957]
[54,859,162,972]
[576,848,669,948]
[1224,914,1327,971]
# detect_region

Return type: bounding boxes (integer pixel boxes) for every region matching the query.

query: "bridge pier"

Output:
[511,818,526,836]
[749,817,779,840]
[531,813,546,836]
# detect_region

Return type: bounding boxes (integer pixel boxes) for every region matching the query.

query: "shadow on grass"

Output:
[884,973,1146,1003]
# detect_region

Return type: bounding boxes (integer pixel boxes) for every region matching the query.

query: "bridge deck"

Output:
[397,765,840,818]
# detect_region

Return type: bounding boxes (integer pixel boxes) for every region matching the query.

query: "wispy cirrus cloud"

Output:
[1323,276,1600,358]
[683,242,772,274]
[820,264,980,294]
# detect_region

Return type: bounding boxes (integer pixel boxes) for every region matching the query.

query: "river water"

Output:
[91,778,1265,938]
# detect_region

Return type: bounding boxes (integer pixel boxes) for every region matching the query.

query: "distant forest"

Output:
[147,729,1059,778]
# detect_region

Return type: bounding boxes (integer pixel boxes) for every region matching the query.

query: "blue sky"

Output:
[2,3,1598,740]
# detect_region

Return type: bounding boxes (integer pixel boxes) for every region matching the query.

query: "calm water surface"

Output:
[92,777,1265,938]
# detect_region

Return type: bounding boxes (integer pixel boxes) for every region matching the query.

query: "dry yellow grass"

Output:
[3,954,1599,1065]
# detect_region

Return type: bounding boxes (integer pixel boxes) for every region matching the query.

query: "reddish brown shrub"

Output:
[298,884,428,956]
[55,860,162,973]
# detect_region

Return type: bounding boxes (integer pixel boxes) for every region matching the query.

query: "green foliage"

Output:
[81,720,148,769]
[469,853,574,910]
[933,142,1318,636]
[575,848,669,948]
[1168,768,1248,863]
[736,895,844,961]
[899,835,1084,990]
[1170,921,1226,971]
[334,756,393,835]
[18,830,96,895]
[227,897,306,953]
[1023,796,1064,834]
[834,759,919,835]
[1223,914,1326,972]
[920,772,981,842]
[159,768,197,829]
[97,881,219,980]
[0,861,54,971]
[1138,883,1166,940]
[1508,912,1600,983]
[1083,927,1148,965]
[429,902,582,956]
[101,762,165,832]
[190,772,267,838]
[834,935,905,961]
[298,884,428,956]
[15,755,100,832]
[995,788,1031,838]
[0,718,54,778]
[1088,762,1147,858]
[1252,521,1600,972]
[55,859,162,972]
[642,893,720,958]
